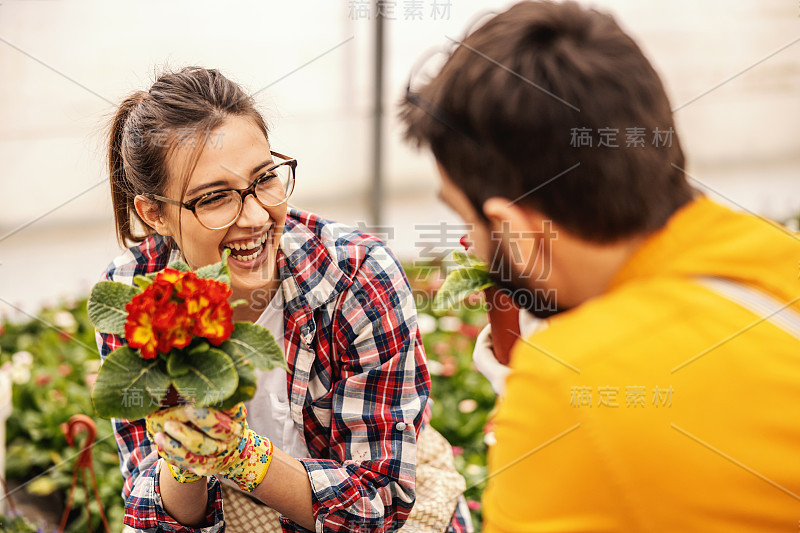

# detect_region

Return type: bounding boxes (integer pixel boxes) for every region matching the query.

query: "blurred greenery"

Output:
[0,261,498,531]
[405,263,496,529]
[0,512,45,532]
[0,300,125,532]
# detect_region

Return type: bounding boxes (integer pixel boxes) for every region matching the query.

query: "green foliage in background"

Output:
[0,300,125,532]
[405,263,498,528]
[1,261,498,531]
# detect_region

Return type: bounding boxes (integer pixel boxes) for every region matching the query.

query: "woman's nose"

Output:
[236,193,270,228]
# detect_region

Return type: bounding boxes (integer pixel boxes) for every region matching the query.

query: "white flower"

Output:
[426,359,444,376]
[53,311,77,332]
[484,432,497,447]
[437,316,461,332]
[458,399,478,414]
[465,464,482,477]
[416,313,437,335]
[12,351,33,368]
[11,365,30,385]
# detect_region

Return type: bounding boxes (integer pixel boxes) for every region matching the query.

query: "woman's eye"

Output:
[199,192,229,207]
[256,173,277,185]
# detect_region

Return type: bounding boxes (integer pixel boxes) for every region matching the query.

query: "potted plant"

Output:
[432,241,520,365]
[87,250,285,419]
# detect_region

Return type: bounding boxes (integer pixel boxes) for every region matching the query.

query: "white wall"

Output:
[1,0,799,313]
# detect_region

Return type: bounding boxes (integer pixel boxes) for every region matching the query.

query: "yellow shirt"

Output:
[483,197,800,532]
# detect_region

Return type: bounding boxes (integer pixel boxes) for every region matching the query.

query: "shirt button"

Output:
[395,422,407,431]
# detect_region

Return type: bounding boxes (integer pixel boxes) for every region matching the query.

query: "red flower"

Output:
[174,271,203,299]
[125,299,160,359]
[124,269,234,359]
[152,299,179,331]
[194,301,234,345]
[459,323,482,339]
[440,355,457,377]
[149,280,173,307]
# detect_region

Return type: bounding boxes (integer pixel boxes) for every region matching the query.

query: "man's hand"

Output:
[473,309,547,395]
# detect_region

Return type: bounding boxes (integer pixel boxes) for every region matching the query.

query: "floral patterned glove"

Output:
[151,402,274,492]
[145,406,202,483]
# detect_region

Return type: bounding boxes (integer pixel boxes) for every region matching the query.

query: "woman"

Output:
[96,66,471,532]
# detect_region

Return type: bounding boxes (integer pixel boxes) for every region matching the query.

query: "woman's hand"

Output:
[150,402,274,492]
[146,406,202,483]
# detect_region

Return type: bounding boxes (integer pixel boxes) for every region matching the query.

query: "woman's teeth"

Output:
[225,231,270,261]
[233,248,261,261]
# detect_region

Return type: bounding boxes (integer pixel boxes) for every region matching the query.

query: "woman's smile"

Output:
[222,225,274,269]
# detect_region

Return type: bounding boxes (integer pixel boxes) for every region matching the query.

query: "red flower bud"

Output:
[124,269,234,359]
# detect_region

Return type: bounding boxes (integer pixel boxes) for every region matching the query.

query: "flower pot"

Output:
[484,287,520,365]
[160,385,182,408]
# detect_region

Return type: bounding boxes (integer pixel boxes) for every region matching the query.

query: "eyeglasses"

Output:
[147,151,297,230]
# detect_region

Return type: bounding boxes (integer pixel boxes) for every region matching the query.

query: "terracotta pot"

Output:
[160,385,182,408]
[484,287,520,365]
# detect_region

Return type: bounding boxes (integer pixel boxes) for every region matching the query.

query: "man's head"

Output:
[402,0,694,314]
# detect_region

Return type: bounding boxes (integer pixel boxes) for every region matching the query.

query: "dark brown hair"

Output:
[108,66,269,246]
[401,1,694,242]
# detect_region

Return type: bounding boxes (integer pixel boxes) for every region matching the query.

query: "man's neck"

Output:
[549,233,647,308]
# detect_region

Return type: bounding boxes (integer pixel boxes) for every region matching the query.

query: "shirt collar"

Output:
[608,195,738,290]
[277,210,352,313]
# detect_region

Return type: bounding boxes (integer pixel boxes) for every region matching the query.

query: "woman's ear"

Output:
[133,195,173,237]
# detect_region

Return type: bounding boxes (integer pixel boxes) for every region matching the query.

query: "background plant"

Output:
[1,260,498,531]
[1,300,125,532]
[406,263,496,528]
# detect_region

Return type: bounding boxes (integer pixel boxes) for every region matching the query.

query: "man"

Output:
[401,1,800,531]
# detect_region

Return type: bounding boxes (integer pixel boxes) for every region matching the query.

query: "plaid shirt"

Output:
[96,209,471,532]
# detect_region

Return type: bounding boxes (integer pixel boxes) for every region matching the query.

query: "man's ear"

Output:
[483,198,552,279]
[133,195,173,237]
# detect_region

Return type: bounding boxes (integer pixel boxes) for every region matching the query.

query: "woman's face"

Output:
[158,115,288,299]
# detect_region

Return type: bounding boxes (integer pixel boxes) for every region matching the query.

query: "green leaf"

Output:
[195,249,231,283]
[92,346,170,419]
[133,275,153,290]
[432,267,494,316]
[228,322,286,371]
[452,249,489,270]
[27,475,60,496]
[87,282,140,335]
[166,260,192,272]
[189,343,210,356]
[166,351,190,377]
[173,348,238,406]
[216,340,258,408]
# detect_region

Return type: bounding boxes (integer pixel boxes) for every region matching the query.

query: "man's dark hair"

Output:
[400,0,694,242]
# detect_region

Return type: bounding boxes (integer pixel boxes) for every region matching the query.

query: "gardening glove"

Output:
[472,309,547,395]
[151,402,274,492]
[518,307,547,339]
[473,323,512,395]
[146,406,202,483]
